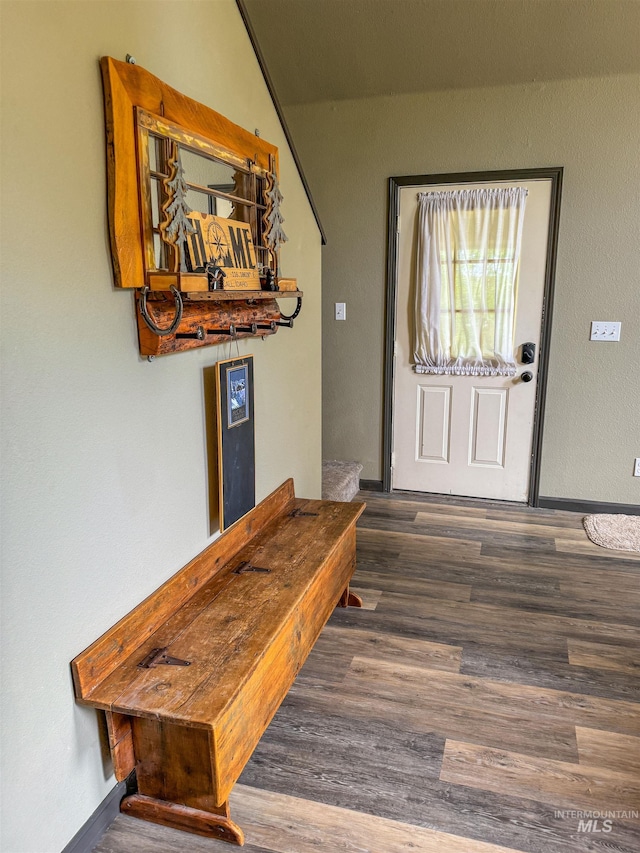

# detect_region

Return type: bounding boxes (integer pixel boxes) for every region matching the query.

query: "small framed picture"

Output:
[226,363,250,428]
[215,356,255,530]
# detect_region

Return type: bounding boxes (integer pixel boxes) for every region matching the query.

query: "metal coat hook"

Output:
[206,325,237,336]
[278,296,302,323]
[176,326,205,341]
[139,286,183,336]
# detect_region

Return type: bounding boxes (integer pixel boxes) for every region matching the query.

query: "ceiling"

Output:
[241,0,640,106]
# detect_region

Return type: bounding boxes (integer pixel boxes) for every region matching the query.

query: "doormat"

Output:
[583,514,640,552]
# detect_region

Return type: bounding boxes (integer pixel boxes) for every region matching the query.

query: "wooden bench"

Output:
[72,479,365,844]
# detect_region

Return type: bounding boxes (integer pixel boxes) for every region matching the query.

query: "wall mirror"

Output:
[100,56,302,357]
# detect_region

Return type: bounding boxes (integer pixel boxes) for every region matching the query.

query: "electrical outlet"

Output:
[590,321,621,341]
[335,302,346,321]
[634,458,640,477]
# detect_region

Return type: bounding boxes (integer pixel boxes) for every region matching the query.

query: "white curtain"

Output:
[414,187,528,376]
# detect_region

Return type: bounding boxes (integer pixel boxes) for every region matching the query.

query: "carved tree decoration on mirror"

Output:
[160,145,195,273]
[100,56,302,358]
[263,158,288,278]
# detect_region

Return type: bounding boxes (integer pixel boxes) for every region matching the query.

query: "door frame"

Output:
[382,167,563,504]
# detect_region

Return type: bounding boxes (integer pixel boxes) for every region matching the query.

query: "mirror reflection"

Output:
[146,135,267,272]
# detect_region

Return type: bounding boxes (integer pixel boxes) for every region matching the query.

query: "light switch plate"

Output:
[590,321,621,341]
[335,302,346,321]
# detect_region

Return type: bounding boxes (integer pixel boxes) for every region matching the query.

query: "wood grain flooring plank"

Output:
[477,550,640,580]
[460,642,640,703]
[357,525,484,556]
[394,553,640,609]
[292,645,354,685]
[568,639,640,676]
[561,569,640,597]
[292,664,579,762]
[370,554,564,595]
[354,555,403,577]
[231,783,536,853]
[509,566,640,598]
[343,657,640,738]
[559,578,640,607]
[354,568,472,602]
[575,727,640,776]
[374,592,640,651]
[361,504,419,523]
[480,543,640,574]
[555,537,640,561]
[356,535,402,555]
[241,698,447,788]
[469,584,640,627]
[440,740,640,812]
[355,534,402,561]
[328,599,592,662]
[294,622,463,688]
[365,500,576,546]
[361,514,558,553]
[485,507,583,528]
[327,599,640,710]
[361,494,489,517]
[311,624,462,673]
[415,512,588,541]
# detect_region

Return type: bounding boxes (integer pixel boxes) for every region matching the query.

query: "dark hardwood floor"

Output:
[95,492,640,853]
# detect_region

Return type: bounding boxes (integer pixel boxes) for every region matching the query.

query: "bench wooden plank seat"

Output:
[72,479,365,844]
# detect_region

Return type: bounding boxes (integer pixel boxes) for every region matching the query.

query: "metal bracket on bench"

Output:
[233,561,272,575]
[290,508,319,518]
[137,647,191,669]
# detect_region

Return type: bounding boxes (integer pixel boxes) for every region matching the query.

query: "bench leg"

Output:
[122,794,244,845]
[126,717,245,844]
[338,584,363,608]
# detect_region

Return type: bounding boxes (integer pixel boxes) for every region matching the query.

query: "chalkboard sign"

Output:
[215,355,255,530]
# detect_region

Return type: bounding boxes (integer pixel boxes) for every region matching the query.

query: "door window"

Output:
[414,187,528,376]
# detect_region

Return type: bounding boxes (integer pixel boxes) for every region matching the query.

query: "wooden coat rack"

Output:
[101,57,303,358]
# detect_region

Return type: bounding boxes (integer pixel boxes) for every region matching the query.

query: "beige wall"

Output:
[0,2,321,850]
[287,73,640,504]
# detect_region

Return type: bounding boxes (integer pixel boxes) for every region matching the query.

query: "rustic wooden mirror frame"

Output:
[101,57,301,357]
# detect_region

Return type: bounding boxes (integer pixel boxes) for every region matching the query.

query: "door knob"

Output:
[521,371,533,383]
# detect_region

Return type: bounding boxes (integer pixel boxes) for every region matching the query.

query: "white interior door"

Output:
[392,179,552,502]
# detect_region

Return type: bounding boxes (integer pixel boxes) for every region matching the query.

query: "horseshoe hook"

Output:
[277,296,302,323]
[139,285,184,336]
